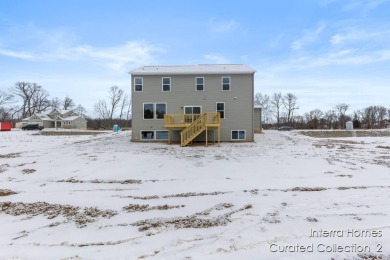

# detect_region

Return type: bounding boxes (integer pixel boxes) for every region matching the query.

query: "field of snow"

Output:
[0,129,389,260]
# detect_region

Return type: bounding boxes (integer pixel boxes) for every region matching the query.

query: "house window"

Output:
[134,77,143,92]
[231,130,246,140]
[216,102,225,119]
[155,103,167,119]
[196,77,204,91]
[184,106,202,123]
[222,77,231,91]
[156,130,168,140]
[184,106,202,114]
[162,77,171,91]
[143,103,154,119]
[141,131,154,140]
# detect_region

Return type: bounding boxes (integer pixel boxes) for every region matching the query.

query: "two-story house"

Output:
[130,64,256,146]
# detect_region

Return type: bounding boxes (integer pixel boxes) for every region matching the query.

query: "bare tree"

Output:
[0,90,14,107]
[324,110,337,129]
[334,103,349,129]
[283,93,299,124]
[75,104,87,117]
[305,109,323,129]
[107,85,124,126]
[254,92,272,123]
[62,96,76,110]
[49,97,62,110]
[364,106,378,128]
[377,106,387,126]
[361,106,387,128]
[94,99,109,119]
[271,92,283,126]
[125,96,132,128]
[388,108,390,120]
[119,94,130,122]
[32,88,51,114]
[12,82,50,117]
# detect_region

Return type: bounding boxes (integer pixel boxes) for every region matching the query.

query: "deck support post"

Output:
[218,126,220,146]
[206,127,208,147]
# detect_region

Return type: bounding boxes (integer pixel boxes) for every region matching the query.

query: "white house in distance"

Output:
[21,108,87,130]
[130,64,256,146]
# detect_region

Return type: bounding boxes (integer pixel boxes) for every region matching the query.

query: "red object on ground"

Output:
[0,122,12,131]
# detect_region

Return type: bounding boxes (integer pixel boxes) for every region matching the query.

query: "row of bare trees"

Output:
[255,92,299,125]
[1,82,132,129]
[255,92,390,129]
[93,85,132,128]
[0,82,86,121]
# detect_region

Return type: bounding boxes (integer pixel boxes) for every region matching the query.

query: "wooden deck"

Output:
[164,112,221,146]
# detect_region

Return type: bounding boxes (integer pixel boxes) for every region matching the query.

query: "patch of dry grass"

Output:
[132,203,252,231]
[37,131,106,136]
[162,191,228,198]
[22,169,36,174]
[0,153,21,159]
[376,145,390,149]
[300,130,390,138]
[123,204,185,212]
[290,187,327,192]
[0,201,117,228]
[0,164,10,173]
[57,177,142,184]
[0,189,17,196]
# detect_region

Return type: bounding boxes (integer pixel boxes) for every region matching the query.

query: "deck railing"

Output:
[164,114,202,126]
[164,112,220,146]
[164,112,220,127]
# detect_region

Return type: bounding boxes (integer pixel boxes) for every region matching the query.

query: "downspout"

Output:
[251,72,255,141]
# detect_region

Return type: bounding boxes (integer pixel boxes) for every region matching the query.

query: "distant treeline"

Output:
[255,92,390,129]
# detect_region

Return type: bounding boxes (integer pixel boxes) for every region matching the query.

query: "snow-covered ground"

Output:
[0,129,389,260]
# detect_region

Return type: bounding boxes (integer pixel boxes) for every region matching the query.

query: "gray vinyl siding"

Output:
[63,118,87,129]
[72,118,87,130]
[25,117,46,127]
[131,73,254,142]
[254,108,262,133]
[43,121,53,128]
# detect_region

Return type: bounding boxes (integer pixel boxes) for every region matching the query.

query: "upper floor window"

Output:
[162,77,171,91]
[222,77,231,91]
[196,77,204,91]
[134,77,143,92]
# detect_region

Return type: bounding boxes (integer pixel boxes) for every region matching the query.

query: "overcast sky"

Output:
[0,0,389,117]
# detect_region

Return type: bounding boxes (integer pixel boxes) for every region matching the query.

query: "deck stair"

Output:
[164,112,220,146]
[180,113,207,146]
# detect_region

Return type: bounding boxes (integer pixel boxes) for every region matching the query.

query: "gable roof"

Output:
[130,64,256,75]
[63,116,87,122]
[48,108,74,116]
